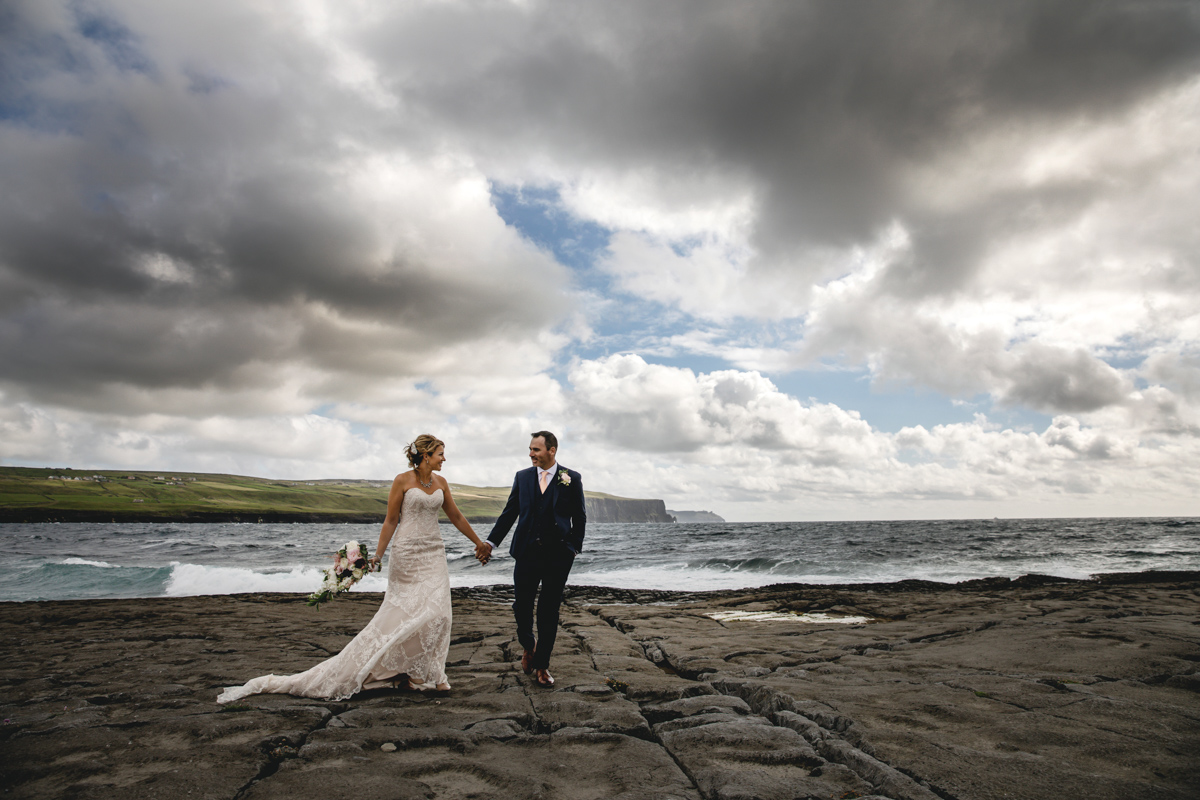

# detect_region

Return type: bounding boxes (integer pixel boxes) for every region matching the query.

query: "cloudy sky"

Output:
[2,0,1199,520]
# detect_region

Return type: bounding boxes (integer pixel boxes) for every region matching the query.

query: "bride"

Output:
[217,434,488,702]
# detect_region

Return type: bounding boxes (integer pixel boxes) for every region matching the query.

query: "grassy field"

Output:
[0,466,625,523]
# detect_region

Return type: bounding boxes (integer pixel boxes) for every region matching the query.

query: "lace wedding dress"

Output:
[217,488,452,703]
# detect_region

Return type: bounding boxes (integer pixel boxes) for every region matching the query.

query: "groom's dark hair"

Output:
[531,430,558,450]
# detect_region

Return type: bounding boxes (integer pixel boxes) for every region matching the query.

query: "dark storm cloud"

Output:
[0,297,287,392]
[72,1,156,76]
[1000,344,1129,413]
[364,0,1200,283]
[0,0,566,404]
[2,0,1197,413]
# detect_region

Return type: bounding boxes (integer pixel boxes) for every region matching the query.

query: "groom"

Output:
[476,431,585,687]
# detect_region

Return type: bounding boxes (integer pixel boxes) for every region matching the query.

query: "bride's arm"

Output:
[439,480,485,550]
[371,475,407,569]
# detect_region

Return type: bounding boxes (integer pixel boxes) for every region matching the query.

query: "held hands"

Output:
[474,540,493,566]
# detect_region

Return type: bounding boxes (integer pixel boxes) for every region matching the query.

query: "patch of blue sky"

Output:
[311,404,377,441]
[551,288,673,379]
[669,236,705,258]
[492,180,1057,437]
[1096,335,1160,370]
[73,3,155,76]
[1102,353,1151,370]
[632,352,740,376]
[983,404,1054,433]
[567,302,704,369]
[580,295,801,358]
[770,370,1046,434]
[490,183,611,287]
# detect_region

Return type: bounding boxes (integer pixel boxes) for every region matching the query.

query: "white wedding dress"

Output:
[217,488,452,703]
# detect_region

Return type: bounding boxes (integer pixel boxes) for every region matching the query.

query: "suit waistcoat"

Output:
[531,480,560,543]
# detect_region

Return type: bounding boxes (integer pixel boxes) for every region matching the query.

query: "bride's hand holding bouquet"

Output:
[307,540,378,609]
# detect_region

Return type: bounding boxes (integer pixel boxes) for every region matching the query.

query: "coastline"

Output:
[3,570,1197,799]
[0,466,675,524]
[0,508,484,524]
[0,506,666,525]
[0,508,390,524]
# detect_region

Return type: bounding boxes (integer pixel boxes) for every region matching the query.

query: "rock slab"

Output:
[1,572,1198,799]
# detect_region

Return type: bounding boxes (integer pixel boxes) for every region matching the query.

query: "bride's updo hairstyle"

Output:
[406,434,445,469]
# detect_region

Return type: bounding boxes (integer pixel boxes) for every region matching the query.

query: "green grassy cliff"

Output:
[0,466,672,523]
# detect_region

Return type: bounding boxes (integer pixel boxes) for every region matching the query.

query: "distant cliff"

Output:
[586,496,675,523]
[668,509,726,523]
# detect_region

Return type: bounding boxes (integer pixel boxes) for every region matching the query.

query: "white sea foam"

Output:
[570,565,799,592]
[567,563,1102,591]
[4,517,1195,603]
[707,610,873,624]
[163,563,388,597]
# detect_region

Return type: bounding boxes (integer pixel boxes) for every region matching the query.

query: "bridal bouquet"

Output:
[307,540,376,609]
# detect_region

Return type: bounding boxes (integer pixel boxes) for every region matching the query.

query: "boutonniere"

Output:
[557,469,571,486]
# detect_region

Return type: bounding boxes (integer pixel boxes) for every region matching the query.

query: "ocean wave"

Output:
[569,561,1110,592]
[572,565,796,592]
[163,564,388,597]
[4,516,1196,601]
[62,557,118,568]
[687,556,807,574]
[2,559,395,602]
[15,561,175,602]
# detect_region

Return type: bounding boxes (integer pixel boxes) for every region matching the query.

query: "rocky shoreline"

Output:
[2,571,1197,799]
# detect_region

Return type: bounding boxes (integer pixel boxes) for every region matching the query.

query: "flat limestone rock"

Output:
[642,694,753,723]
[1,572,1198,799]
[529,691,652,737]
[658,718,864,800]
[376,733,699,800]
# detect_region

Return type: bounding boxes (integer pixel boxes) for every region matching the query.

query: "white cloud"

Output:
[570,354,881,460]
[562,356,1200,520]
[3,0,1199,520]
[558,169,757,244]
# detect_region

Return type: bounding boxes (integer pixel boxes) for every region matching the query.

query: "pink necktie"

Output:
[539,471,550,493]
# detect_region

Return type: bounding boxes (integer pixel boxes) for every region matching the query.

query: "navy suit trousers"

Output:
[512,539,575,669]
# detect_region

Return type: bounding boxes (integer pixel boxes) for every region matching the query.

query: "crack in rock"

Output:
[588,603,952,800]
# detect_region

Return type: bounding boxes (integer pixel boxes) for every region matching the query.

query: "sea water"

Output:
[2,517,1198,602]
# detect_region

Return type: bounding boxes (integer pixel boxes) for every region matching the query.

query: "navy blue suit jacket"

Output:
[487,465,586,559]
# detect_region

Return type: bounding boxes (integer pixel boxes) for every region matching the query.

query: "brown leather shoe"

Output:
[521,649,535,674]
[535,668,554,687]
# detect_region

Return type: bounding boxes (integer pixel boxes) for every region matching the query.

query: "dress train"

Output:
[217,488,451,703]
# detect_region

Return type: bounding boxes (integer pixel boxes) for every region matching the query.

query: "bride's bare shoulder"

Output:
[391,471,414,489]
